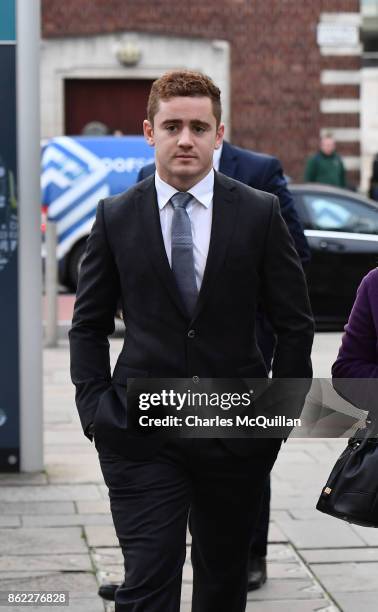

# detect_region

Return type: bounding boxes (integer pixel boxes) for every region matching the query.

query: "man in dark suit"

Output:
[70,70,314,612]
[99,144,311,600]
[126,143,310,592]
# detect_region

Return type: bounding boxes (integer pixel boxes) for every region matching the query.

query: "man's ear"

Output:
[215,123,225,149]
[143,119,155,147]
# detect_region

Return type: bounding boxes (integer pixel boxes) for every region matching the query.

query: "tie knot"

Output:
[171,192,192,210]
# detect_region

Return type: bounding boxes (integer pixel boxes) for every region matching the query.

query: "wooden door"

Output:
[64,78,153,136]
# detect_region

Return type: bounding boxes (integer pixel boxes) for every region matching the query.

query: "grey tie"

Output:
[170,192,198,317]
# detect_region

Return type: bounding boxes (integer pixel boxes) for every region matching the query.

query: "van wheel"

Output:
[68,242,86,291]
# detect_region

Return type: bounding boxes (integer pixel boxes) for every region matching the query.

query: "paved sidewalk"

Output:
[1,333,378,611]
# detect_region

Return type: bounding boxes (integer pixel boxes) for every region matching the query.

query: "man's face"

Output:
[320,137,335,156]
[143,96,224,191]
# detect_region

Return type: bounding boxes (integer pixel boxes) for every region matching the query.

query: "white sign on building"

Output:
[317,24,360,47]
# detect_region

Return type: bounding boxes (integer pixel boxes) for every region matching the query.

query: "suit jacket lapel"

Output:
[192,172,239,320]
[137,177,188,318]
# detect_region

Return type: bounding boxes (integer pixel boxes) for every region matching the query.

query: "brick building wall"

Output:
[42,0,361,184]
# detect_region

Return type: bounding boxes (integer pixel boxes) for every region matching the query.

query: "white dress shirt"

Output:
[155,168,214,291]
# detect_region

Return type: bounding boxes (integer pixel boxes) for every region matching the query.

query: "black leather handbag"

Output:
[316,422,378,527]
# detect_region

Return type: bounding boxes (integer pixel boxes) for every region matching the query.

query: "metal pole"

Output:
[45,221,58,347]
[17,0,43,471]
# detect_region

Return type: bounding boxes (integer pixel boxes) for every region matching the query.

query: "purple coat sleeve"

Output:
[332,268,378,379]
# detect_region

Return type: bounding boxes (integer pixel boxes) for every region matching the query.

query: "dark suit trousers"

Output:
[249,478,270,558]
[250,313,276,559]
[97,438,281,612]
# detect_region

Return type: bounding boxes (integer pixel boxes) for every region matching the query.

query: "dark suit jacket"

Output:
[137,142,310,368]
[69,172,314,459]
[137,141,310,266]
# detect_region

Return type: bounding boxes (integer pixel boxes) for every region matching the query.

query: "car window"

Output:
[303,194,378,234]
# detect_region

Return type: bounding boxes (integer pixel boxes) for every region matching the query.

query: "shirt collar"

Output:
[155,168,214,210]
[213,143,223,171]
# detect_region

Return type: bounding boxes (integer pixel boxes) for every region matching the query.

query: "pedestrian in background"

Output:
[304,134,346,188]
[332,268,378,381]
[331,267,378,426]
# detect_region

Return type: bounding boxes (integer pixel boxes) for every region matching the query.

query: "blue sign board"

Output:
[0,0,19,470]
[42,136,154,259]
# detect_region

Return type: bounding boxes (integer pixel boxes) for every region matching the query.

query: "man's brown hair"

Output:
[147,70,222,126]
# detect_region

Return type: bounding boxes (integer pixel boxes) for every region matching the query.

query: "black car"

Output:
[291,184,378,328]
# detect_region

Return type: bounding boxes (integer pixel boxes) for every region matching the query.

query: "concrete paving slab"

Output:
[47,422,82,432]
[44,410,73,424]
[246,578,323,600]
[182,560,193,583]
[99,484,110,499]
[0,501,75,515]
[312,333,343,377]
[300,547,378,564]
[45,453,99,465]
[270,492,319,510]
[97,565,123,582]
[271,480,316,496]
[0,516,21,527]
[44,443,94,455]
[277,519,366,548]
[245,600,337,612]
[51,370,73,383]
[92,548,123,566]
[290,508,337,521]
[85,525,118,548]
[54,600,105,612]
[273,464,333,485]
[180,581,192,603]
[273,450,317,464]
[0,484,101,502]
[267,544,300,563]
[268,522,289,543]
[22,513,113,527]
[351,524,378,546]
[266,562,309,579]
[76,501,111,514]
[285,440,333,452]
[0,554,92,572]
[331,591,378,612]
[311,561,378,592]
[270,510,292,522]
[0,473,48,485]
[0,527,87,555]
[0,570,98,594]
[46,463,103,484]
[44,430,85,445]
[3,604,105,612]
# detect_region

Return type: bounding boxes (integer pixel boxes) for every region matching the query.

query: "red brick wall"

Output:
[41,0,361,182]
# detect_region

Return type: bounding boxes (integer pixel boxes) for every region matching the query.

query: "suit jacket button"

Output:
[192,376,200,384]
[188,329,195,338]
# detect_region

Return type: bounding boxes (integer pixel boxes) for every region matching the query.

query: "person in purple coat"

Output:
[332,268,378,416]
[332,268,378,380]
